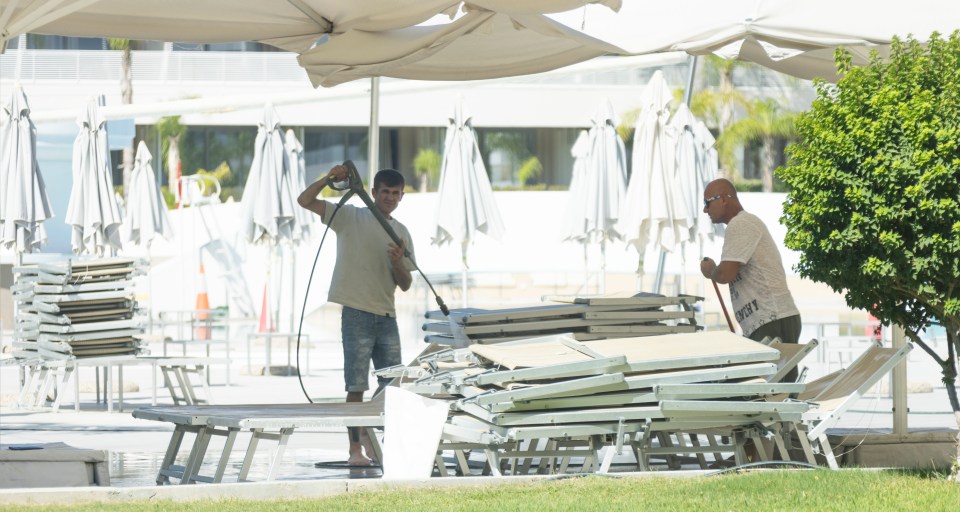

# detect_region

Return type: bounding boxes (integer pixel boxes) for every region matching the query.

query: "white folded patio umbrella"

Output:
[432,101,505,306]
[285,129,314,244]
[669,103,704,248]
[0,84,53,258]
[121,140,172,324]
[619,71,687,259]
[560,129,591,244]
[65,97,123,257]
[122,141,172,249]
[692,117,723,244]
[561,100,627,294]
[239,105,305,332]
[240,104,300,247]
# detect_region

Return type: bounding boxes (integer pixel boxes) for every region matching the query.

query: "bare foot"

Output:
[360,432,381,465]
[348,452,373,467]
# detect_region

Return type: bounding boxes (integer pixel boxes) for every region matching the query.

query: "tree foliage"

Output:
[720,98,797,192]
[777,32,960,412]
[517,156,543,187]
[412,148,441,192]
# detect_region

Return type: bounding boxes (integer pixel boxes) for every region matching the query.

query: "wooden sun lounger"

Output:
[132,402,386,485]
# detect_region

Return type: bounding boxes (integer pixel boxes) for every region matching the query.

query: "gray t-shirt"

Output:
[721,211,799,337]
[322,203,416,317]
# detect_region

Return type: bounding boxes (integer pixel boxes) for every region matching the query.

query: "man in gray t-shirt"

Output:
[699,178,801,380]
[298,165,415,467]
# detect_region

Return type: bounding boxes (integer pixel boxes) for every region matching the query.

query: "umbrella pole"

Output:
[635,255,644,293]
[599,239,606,295]
[289,244,296,333]
[582,244,589,294]
[147,245,154,335]
[461,240,468,308]
[652,249,667,294]
[272,245,281,333]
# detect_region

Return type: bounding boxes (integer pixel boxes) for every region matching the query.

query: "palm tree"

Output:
[108,38,134,189]
[155,116,187,205]
[688,56,752,181]
[717,98,797,192]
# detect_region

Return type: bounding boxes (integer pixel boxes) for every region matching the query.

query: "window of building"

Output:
[178,126,257,201]
[25,34,105,50]
[302,128,370,184]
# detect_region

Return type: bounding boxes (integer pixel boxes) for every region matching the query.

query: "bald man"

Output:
[699,178,802,380]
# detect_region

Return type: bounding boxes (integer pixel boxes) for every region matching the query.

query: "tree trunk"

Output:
[120,46,134,191]
[761,137,775,192]
[719,70,735,181]
[954,411,960,483]
[167,135,181,206]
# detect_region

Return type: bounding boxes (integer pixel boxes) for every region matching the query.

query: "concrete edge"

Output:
[0,471,712,505]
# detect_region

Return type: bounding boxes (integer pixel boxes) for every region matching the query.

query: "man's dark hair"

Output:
[374,169,405,189]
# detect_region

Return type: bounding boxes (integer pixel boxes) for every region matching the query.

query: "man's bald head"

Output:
[705,178,737,198]
[703,178,742,224]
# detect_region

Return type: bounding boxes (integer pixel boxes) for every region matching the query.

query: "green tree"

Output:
[155,116,187,207]
[718,98,797,192]
[517,156,543,188]
[412,148,441,192]
[777,32,960,442]
[689,56,752,181]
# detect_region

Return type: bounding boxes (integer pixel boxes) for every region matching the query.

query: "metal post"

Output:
[891,324,908,435]
[368,77,380,184]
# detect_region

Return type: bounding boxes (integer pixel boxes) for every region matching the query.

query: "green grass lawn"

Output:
[5,470,959,511]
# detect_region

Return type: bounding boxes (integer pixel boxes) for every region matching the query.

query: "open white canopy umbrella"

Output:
[296,2,623,87]
[432,101,505,306]
[0,85,53,257]
[556,0,960,82]
[619,71,687,263]
[0,0,460,52]
[561,100,626,294]
[1,1,623,84]
[65,97,122,256]
[122,141,172,249]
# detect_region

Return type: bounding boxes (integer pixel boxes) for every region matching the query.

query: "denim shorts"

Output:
[341,306,402,393]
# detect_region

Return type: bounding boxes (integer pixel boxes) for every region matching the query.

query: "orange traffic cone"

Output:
[258,283,274,333]
[195,263,211,340]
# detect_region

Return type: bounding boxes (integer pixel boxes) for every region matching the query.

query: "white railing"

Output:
[0,49,308,83]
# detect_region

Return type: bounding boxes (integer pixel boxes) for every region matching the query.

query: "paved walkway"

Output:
[0,334,956,501]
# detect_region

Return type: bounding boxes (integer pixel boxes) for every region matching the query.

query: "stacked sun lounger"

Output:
[421,293,702,346]
[381,330,815,473]
[16,258,147,360]
[10,266,41,360]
